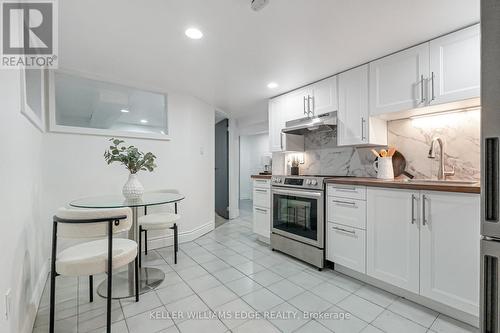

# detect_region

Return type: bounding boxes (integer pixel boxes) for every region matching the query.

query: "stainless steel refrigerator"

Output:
[481,1,500,332]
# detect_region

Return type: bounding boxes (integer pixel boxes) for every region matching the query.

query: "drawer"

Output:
[253,179,270,189]
[253,187,270,208]
[327,184,366,200]
[326,223,366,273]
[253,206,270,239]
[327,197,366,229]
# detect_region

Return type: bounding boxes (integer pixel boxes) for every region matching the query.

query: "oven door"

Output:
[271,187,324,248]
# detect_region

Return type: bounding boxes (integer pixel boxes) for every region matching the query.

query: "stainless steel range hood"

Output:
[282,112,337,135]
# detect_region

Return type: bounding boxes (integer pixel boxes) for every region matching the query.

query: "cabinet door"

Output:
[311,76,338,115]
[420,192,480,316]
[429,24,480,105]
[327,223,366,273]
[268,97,286,152]
[370,43,429,115]
[338,65,370,146]
[367,188,420,293]
[285,88,310,121]
[253,206,270,240]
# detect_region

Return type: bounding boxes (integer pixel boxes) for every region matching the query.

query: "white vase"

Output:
[122,173,144,200]
[373,157,395,180]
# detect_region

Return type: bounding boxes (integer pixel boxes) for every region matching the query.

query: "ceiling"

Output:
[59,0,479,119]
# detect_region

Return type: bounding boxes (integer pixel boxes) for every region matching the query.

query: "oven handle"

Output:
[272,188,323,198]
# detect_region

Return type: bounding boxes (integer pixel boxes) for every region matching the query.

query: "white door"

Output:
[420,191,480,316]
[370,43,429,115]
[338,65,369,146]
[285,88,311,121]
[367,188,420,293]
[311,76,338,115]
[268,97,286,152]
[429,24,480,105]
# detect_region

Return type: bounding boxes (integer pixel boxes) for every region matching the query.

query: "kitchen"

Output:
[251,21,482,329]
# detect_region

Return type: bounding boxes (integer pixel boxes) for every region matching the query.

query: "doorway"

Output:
[215,117,229,222]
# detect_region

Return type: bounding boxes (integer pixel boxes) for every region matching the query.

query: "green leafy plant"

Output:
[104,138,157,174]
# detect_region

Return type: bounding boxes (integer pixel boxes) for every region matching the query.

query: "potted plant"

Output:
[104,138,157,199]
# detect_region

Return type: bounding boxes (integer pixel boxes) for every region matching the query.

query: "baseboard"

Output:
[334,264,479,328]
[24,260,50,333]
[148,220,215,250]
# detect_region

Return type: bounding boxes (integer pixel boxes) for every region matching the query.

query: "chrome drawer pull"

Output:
[332,200,356,207]
[255,189,268,193]
[332,226,356,235]
[255,208,268,213]
[334,187,357,192]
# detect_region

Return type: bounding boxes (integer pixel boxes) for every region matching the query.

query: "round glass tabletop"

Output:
[70,192,185,209]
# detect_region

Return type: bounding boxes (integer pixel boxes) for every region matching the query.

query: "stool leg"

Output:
[139,226,142,268]
[106,220,113,333]
[49,221,58,333]
[173,223,178,264]
[89,275,93,303]
[135,256,139,302]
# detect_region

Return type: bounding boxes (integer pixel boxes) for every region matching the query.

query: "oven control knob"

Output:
[306,179,311,185]
[278,178,282,183]
[311,180,318,186]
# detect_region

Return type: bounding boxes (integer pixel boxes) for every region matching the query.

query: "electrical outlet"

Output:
[4,289,11,320]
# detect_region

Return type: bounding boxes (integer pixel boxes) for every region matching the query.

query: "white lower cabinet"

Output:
[252,179,271,242]
[366,188,480,316]
[419,191,480,315]
[366,188,420,294]
[327,223,365,273]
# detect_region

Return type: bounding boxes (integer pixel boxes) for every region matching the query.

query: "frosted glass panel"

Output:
[54,72,168,136]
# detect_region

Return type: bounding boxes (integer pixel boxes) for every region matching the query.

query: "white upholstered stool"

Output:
[139,189,181,264]
[50,207,139,333]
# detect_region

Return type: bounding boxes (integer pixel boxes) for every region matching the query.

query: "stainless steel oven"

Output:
[270,176,325,269]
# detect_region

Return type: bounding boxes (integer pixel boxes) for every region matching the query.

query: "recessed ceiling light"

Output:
[267,82,278,89]
[120,109,129,113]
[185,28,203,40]
[140,119,148,124]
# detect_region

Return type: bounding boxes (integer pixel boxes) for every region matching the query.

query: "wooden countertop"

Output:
[325,177,480,194]
[251,174,272,179]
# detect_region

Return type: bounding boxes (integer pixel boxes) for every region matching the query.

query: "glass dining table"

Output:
[70,192,185,299]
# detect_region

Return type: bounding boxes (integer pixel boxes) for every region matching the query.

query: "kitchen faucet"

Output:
[428,137,455,180]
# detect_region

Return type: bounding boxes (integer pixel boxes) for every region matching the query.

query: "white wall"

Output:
[239,134,270,200]
[42,90,216,249]
[0,70,46,333]
[0,70,216,333]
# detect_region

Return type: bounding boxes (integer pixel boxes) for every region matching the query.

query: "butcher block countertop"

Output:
[251,174,272,179]
[325,177,480,194]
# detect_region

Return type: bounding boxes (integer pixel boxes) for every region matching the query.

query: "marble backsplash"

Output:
[273,108,480,180]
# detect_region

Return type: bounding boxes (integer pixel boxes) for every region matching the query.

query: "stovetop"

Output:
[270,175,352,190]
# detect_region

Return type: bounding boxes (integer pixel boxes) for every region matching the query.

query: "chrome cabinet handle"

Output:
[255,208,268,213]
[309,96,314,116]
[333,226,356,235]
[307,95,311,117]
[335,186,357,192]
[411,194,416,224]
[303,96,307,115]
[280,132,283,150]
[332,200,357,207]
[255,189,268,193]
[422,194,428,226]
[420,74,425,104]
[431,72,436,101]
[361,118,366,141]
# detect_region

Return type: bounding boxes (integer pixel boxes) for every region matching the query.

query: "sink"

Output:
[399,179,478,185]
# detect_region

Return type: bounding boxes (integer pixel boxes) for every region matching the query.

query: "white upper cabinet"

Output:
[310,76,338,115]
[370,43,429,116]
[366,188,420,293]
[284,87,311,122]
[429,24,480,105]
[268,96,286,152]
[420,191,480,316]
[338,65,387,146]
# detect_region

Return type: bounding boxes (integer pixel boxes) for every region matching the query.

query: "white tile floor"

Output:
[33,205,479,333]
